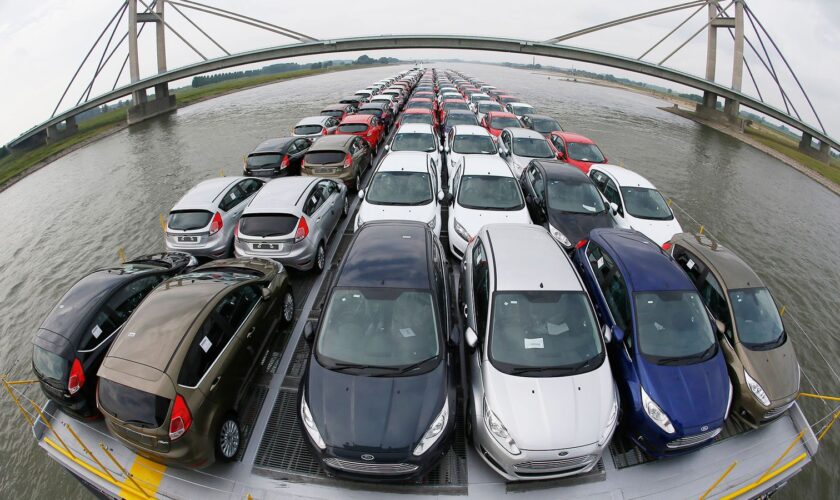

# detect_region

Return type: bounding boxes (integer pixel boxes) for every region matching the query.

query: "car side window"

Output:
[239,179,262,196]
[471,241,490,338]
[551,135,566,155]
[302,185,323,216]
[286,142,299,155]
[603,178,623,216]
[348,141,358,155]
[82,275,162,351]
[502,131,512,151]
[674,247,733,341]
[452,167,463,195]
[219,184,246,212]
[586,243,631,331]
[590,170,608,191]
[530,166,545,205]
[431,243,447,327]
[326,180,340,195]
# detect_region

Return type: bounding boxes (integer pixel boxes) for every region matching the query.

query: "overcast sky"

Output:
[1,0,838,145]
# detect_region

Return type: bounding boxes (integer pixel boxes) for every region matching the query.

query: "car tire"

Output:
[342,196,349,217]
[281,289,295,324]
[314,242,326,273]
[354,171,362,192]
[216,414,241,462]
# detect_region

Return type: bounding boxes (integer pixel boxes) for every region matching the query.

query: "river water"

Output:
[0,64,837,499]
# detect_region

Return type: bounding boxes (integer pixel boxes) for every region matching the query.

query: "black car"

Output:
[519,160,616,250]
[520,114,564,137]
[244,137,312,178]
[31,252,196,420]
[339,95,366,108]
[356,102,393,129]
[442,110,479,138]
[299,221,459,481]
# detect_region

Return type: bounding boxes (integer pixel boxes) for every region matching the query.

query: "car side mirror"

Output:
[556,152,564,160]
[261,286,272,301]
[438,144,444,152]
[437,190,445,202]
[715,319,726,335]
[357,189,365,199]
[384,144,390,151]
[465,327,478,349]
[612,325,625,343]
[609,202,619,215]
[602,324,613,343]
[443,144,450,153]
[303,320,316,344]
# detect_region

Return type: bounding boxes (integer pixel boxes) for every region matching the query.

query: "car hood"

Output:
[626,217,682,247]
[484,361,616,451]
[357,201,437,227]
[306,359,447,453]
[548,210,615,246]
[640,351,730,430]
[455,206,531,239]
[738,339,799,402]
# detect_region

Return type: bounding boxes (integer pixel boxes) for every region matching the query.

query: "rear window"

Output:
[33,346,68,383]
[338,124,369,134]
[239,214,299,237]
[295,125,324,135]
[305,151,346,165]
[246,153,282,168]
[407,102,433,111]
[357,109,383,117]
[98,378,170,428]
[321,110,343,118]
[168,210,212,231]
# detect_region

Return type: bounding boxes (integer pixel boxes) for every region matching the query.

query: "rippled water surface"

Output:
[0,64,837,499]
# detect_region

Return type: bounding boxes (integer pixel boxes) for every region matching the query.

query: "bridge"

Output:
[6,0,836,162]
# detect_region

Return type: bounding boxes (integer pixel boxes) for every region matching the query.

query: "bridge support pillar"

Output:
[45,116,79,144]
[799,133,831,163]
[125,0,176,125]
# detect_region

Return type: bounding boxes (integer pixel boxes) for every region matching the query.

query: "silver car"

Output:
[498,127,558,177]
[293,116,340,139]
[165,176,265,259]
[460,223,618,481]
[233,176,348,272]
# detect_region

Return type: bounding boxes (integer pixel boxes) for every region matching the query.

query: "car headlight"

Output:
[483,398,520,455]
[548,223,572,248]
[300,397,326,449]
[453,219,471,241]
[745,370,771,407]
[413,399,448,456]
[641,386,674,434]
[599,395,619,446]
[427,216,436,229]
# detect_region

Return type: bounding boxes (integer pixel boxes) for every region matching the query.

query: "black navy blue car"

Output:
[572,229,731,457]
[32,252,196,419]
[299,221,460,481]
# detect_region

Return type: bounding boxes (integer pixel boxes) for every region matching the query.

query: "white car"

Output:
[355,152,446,236]
[444,125,498,182]
[474,100,504,124]
[588,164,683,246]
[498,127,557,177]
[468,92,492,109]
[384,123,443,185]
[462,223,618,481]
[293,116,339,139]
[447,155,531,259]
[370,94,398,117]
[505,102,537,120]
[438,91,464,104]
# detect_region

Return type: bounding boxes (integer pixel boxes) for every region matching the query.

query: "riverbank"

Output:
[0,64,393,193]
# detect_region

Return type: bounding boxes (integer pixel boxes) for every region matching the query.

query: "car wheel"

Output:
[315,242,326,273]
[342,196,349,217]
[216,415,241,462]
[355,172,362,192]
[281,289,295,324]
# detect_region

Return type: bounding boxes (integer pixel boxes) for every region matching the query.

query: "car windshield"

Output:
[453,135,496,154]
[446,114,479,127]
[294,125,324,135]
[512,137,554,158]
[635,291,716,364]
[402,114,433,126]
[392,133,436,152]
[239,213,299,237]
[489,116,520,129]
[366,171,433,206]
[458,175,524,210]
[729,288,785,349]
[531,118,562,134]
[490,291,603,374]
[168,210,212,231]
[246,153,282,168]
[338,123,369,134]
[567,142,605,162]
[547,179,606,214]
[478,103,502,113]
[620,187,674,220]
[407,101,433,110]
[444,102,469,111]
[316,288,440,370]
[511,105,535,115]
[32,346,68,383]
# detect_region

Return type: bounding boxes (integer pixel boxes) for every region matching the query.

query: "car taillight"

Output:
[343,154,352,168]
[233,222,239,238]
[294,217,309,243]
[280,155,290,169]
[576,239,588,250]
[661,242,672,251]
[68,358,85,395]
[366,128,373,136]
[322,128,328,135]
[169,394,192,441]
[209,212,223,235]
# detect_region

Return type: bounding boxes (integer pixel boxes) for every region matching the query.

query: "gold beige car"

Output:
[97,257,294,468]
[301,134,372,191]
[668,233,799,427]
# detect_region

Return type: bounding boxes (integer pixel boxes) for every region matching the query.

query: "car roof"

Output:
[377,151,431,173]
[486,111,517,119]
[172,177,242,210]
[251,137,294,154]
[244,177,318,213]
[552,131,595,143]
[395,123,435,134]
[526,114,558,121]
[309,134,354,150]
[591,228,695,292]
[484,224,582,292]
[337,222,432,289]
[408,97,433,102]
[404,108,434,115]
[534,160,591,181]
[508,102,534,107]
[670,233,764,289]
[452,124,491,136]
[589,164,656,189]
[360,102,388,109]
[476,100,501,106]
[462,155,513,177]
[507,127,545,139]
[340,114,374,124]
[296,116,329,126]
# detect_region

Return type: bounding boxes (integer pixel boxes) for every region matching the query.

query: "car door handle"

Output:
[246,326,256,339]
[210,376,221,391]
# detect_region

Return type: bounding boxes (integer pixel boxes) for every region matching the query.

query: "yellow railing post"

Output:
[699,460,737,500]
[118,246,126,264]
[779,305,786,317]
[817,410,840,441]
[2,378,34,427]
[27,399,77,459]
[159,213,167,235]
[799,392,840,403]
[99,443,152,499]
[699,225,705,235]
[63,422,116,481]
[759,430,804,482]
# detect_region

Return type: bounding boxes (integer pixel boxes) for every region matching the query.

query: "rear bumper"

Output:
[234,238,317,271]
[165,234,230,258]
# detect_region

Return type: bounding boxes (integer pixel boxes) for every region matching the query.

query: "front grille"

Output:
[763,402,795,421]
[666,427,722,449]
[514,454,596,473]
[323,458,419,475]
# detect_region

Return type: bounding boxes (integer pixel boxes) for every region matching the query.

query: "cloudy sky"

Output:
[1,0,838,145]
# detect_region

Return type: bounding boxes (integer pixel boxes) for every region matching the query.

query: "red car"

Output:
[336,114,385,152]
[481,111,522,137]
[547,132,609,174]
[397,108,439,133]
[405,97,437,113]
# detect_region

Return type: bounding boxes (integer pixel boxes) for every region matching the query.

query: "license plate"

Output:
[177,236,198,242]
[316,168,336,174]
[253,243,279,250]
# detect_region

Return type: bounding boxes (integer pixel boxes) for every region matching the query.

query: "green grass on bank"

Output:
[744,123,840,186]
[0,64,383,189]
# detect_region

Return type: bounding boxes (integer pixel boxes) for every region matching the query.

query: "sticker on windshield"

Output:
[399,328,416,338]
[583,204,596,212]
[524,337,544,349]
[654,322,665,331]
[686,259,695,269]
[547,323,569,336]
[597,257,605,269]
[91,324,102,339]
[199,336,213,353]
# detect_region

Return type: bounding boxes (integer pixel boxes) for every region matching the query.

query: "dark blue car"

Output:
[572,228,731,457]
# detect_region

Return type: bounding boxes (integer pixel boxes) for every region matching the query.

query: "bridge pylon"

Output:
[697,0,745,126]
[127,0,176,125]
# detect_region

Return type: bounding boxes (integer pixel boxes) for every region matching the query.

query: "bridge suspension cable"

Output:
[658,0,734,65]
[167,1,230,56]
[138,0,207,60]
[168,0,317,43]
[637,2,707,60]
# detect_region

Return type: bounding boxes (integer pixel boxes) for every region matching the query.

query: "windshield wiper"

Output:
[329,362,400,373]
[394,356,438,374]
[510,366,556,375]
[656,356,687,366]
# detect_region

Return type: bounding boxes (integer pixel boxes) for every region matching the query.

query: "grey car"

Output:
[165,177,265,259]
[233,176,348,272]
[498,127,558,178]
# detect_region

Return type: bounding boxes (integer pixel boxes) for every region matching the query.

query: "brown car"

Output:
[97,258,294,468]
[301,134,371,191]
[669,233,799,427]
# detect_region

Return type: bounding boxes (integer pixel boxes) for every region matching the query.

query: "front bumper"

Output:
[626,413,723,458]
